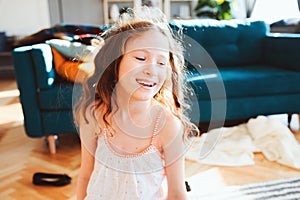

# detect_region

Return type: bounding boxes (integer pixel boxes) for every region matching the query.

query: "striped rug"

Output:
[187,176,300,200]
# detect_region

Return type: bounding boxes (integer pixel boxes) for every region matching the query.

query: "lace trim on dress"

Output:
[103,109,163,159]
[103,129,160,158]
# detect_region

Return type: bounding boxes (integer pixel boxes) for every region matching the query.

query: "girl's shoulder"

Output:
[157,107,184,143]
[153,102,182,130]
[79,102,107,134]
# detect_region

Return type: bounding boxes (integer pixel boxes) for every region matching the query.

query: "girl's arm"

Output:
[160,115,188,200]
[76,143,95,200]
[76,109,98,200]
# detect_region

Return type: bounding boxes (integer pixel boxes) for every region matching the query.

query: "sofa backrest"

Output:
[170,19,269,68]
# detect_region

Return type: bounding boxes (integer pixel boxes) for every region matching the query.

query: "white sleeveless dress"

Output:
[84,121,166,200]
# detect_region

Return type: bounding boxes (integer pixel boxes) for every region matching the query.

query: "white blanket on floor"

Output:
[185,115,300,169]
[186,125,256,166]
[248,116,300,169]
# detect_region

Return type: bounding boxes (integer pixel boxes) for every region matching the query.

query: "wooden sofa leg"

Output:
[47,135,56,154]
[287,113,292,128]
[298,113,300,130]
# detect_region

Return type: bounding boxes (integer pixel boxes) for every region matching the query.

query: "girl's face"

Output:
[117,29,170,101]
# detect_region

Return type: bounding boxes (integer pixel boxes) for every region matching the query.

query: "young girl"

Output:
[75,7,199,200]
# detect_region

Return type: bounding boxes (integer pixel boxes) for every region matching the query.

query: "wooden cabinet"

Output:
[0,52,14,78]
[0,36,15,78]
[103,0,137,24]
[103,0,195,24]
[164,0,194,20]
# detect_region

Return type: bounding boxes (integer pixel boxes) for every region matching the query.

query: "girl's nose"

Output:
[143,63,157,76]
[143,68,151,76]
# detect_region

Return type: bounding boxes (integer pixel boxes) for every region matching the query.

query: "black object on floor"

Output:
[185,181,191,192]
[32,172,72,186]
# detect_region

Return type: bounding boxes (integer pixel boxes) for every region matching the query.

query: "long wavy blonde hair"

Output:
[75,7,199,141]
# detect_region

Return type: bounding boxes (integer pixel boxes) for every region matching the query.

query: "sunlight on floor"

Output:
[0,103,23,127]
[0,88,23,127]
[187,168,226,195]
[0,89,19,98]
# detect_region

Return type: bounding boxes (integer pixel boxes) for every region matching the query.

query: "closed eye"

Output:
[158,62,166,66]
[135,57,145,61]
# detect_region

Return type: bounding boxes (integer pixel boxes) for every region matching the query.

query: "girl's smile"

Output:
[136,78,157,88]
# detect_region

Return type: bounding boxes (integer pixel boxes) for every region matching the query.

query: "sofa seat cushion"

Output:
[188,65,300,100]
[38,83,76,110]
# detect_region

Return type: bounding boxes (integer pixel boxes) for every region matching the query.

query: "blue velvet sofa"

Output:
[13,19,300,153]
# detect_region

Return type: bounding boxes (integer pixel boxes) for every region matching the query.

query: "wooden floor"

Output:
[0,78,299,199]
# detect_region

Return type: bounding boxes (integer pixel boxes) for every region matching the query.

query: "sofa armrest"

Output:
[264,33,300,71]
[13,46,44,137]
[13,43,56,89]
[13,44,58,137]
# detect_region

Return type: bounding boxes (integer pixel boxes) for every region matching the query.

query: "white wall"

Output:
[60,0,103,26]
[0,0,103,37]
[251,0,300,24]
[0,0,50,37]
